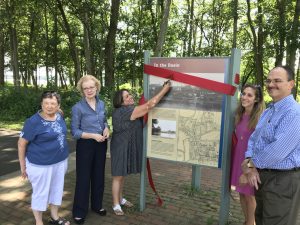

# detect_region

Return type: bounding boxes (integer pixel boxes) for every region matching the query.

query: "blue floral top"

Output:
[20,112,69,165]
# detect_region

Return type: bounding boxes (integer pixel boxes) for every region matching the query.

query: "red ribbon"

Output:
[144,64,237,96]
[234,73,240,85]
[147,158,163,206]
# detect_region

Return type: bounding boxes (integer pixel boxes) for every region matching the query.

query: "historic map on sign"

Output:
[146,58,227,167]
[147,107,222,167]
[177,110,221,166]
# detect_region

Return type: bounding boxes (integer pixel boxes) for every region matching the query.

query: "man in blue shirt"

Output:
[242,65,300,225]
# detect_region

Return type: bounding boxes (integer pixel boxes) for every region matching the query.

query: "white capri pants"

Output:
[26,158,68,211]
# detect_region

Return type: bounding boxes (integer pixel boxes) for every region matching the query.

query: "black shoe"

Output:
[73,217,85,224]
[93,208,107,216]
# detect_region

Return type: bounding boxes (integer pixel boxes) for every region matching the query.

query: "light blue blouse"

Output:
[71,96,108,139]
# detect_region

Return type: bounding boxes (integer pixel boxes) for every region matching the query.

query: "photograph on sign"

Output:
[152,119,176,139]
[149,76,223,111]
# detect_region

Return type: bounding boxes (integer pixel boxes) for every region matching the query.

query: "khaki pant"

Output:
[255,169,300,225]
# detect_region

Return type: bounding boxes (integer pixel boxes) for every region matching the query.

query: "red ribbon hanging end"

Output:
[234,73,240,85]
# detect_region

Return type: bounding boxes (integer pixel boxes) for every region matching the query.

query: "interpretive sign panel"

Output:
[146,58,228,167]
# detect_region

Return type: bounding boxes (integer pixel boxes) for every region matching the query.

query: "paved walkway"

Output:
[0,129,244,225]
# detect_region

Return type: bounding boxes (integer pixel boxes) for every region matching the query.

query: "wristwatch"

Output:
[246,158,255,168]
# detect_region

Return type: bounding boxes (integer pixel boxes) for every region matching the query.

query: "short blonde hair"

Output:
[77,75,101,96]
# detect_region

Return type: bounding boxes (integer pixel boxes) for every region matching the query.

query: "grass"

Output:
[0,121,24,131]
[206,215,218,225]
[0,116,112,133]
[182,184,202,197]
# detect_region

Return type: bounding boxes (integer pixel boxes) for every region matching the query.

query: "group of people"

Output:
[230,65,300,225]
[17,65,300,225]
[17,75,171,225]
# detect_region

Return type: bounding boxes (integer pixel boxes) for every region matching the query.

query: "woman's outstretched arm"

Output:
[130,80,171,120]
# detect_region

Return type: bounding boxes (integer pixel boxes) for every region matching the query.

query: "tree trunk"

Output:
[44,5,50,87]
[83,8,94,75]
[192,17,198,55]
[25,13,36,88]
[287,0,300,71]
[130,4,143,88]
[197,0,205,52]
[56,0,81,85]
[246,0,264,86]
[0,30,4,86]
[187,0,194,56]
[53,12,59,86]
[147,0,158,46]
[59,69,67,89]
[31,63,37,88]
[211,0,216,56]
[274,0,286,66]
[104,0,121,87]
[182,0,190,57]
[96,32,105,84]
[256,0,264,85]
[9,25,20,89]
[232,0,238,48]
[154,0,172,57]
[6,0,20,89]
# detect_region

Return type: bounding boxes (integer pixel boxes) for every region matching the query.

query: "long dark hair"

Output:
[235,84,265,129]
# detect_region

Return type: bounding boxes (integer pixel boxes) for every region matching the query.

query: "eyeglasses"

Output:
[264,79,285,85]
[83,86,96,92]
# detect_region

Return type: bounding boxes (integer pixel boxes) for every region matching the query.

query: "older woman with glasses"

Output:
[18,91,70,225]
[230,84,265,225]
[71,75,109,224]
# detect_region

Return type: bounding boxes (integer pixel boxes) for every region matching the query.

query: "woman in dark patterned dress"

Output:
[110,80,171,215]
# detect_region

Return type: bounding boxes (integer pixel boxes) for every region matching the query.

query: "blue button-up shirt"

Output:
[71,96,108,139]
[245,95,300,169]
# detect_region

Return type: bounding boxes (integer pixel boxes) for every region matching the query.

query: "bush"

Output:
[0,86,40,121]
[0,84,144,126]
[0,86,82,122]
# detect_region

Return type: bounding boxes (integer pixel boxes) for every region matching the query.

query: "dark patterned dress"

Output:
[110,105,143,176]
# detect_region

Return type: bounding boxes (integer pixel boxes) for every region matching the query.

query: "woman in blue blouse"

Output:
[18,91,70,225]
[71,75,109,224]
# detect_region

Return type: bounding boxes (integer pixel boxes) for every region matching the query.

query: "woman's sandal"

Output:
[112,205,124,216]
[48,217,71,225]
[120,198,134,208]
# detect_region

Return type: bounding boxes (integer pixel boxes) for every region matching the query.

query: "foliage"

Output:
[0,85,105,124]
[0,82,145,128]
[0,0,299,99]
[0,86,41,121]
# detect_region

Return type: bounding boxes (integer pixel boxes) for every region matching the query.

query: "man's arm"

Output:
[241,158,261,190]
